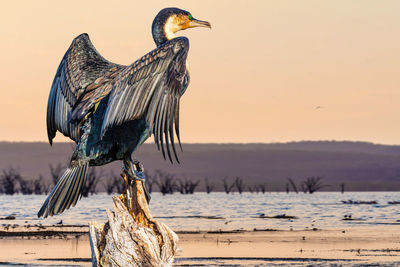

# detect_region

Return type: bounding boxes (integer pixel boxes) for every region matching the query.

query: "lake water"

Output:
[0,192,399,231]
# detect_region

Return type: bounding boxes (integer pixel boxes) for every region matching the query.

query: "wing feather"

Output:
[46,33,123,144]
[169,97,180,163]
[164,96,173,163]
[101,37,189,162]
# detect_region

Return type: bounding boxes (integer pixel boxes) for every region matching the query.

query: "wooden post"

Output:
[89,173,179,267]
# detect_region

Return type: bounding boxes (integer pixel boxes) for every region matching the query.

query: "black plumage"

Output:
[38,7,211,218]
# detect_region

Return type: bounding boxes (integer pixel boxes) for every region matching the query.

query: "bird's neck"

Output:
[152,15,177,47]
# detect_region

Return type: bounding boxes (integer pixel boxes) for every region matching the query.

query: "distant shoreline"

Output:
[0,141,400,192]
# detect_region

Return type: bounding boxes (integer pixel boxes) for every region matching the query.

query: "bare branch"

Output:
[234,176,245,194]
[154,169,176,195]
[222,178,235,194]
[0,167,20,195]
[287,178,298,194]
[301,177,325,194]
[33,175,45,195]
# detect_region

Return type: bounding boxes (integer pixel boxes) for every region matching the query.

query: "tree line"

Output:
[0,164,338,196]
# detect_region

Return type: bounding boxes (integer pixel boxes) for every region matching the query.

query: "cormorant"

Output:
[38,7,211,218]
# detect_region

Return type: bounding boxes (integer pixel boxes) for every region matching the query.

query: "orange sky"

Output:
[0,0,399,144]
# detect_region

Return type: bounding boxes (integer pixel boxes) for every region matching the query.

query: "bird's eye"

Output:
[188,14,193,20]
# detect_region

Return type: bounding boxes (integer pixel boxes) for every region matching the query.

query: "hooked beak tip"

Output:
[190,19,212,29]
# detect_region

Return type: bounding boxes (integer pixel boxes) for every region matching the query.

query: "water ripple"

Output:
[0,192,399,231]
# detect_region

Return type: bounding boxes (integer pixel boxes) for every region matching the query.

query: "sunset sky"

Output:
[0,1,399,144]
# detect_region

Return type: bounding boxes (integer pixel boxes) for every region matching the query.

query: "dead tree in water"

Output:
[258,183,266,194]
[154,170,176,195]
[17,175,33,195]
[222,178,235,194]
[177,178,200,194]
[1,170,45,195]
[234,176,245,194]
[176,178,186,194]
[188,179,200,194]
[104,173,117,195]
[33,175,45,194]
[204,177,214,194]
[301,177,325,194]
[0,167,20,195]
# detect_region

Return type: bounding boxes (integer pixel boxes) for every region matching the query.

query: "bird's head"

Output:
[152,7,211,46]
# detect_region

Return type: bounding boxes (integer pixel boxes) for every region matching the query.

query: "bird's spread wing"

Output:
[101,37,190,163]
[47,33,123,144]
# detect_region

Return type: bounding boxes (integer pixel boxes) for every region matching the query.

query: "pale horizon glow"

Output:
[1,1,399,145]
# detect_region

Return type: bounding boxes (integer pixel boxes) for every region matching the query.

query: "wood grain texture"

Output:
[89,175,178,267]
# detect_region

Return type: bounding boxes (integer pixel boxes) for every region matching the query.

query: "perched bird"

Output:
[38,7,211,218]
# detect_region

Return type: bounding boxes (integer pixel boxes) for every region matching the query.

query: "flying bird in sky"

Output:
[38,7,211,218]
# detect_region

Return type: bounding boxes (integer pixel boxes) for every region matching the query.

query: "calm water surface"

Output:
[0,192,399,231]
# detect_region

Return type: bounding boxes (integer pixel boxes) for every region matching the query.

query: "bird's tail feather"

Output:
[38,163,89,218]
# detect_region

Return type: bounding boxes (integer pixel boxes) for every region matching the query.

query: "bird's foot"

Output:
[123,159,145,182]
[123,159,151,203]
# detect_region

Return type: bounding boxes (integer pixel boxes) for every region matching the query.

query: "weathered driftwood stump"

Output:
[89,173,179,267]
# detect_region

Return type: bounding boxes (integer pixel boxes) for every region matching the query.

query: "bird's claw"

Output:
[123,158,151,203]
[132,170,145,182]
[124,168,145,186]
[124,159,145,183]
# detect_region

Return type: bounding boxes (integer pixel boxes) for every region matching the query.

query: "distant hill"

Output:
[0,141,399,192]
